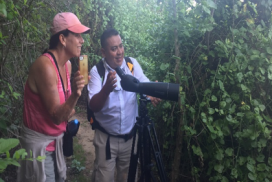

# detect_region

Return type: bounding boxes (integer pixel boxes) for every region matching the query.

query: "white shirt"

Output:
[87,57,149,135]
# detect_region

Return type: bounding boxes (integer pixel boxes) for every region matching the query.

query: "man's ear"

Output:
[101,48,105,58]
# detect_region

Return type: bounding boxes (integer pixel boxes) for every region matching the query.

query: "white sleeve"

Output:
[87,66,102,103]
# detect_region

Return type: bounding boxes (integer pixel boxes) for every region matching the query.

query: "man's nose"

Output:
[117,47,122,54]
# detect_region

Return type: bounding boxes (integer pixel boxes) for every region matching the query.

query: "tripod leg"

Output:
[128,127,139,182]
[146,121,168,182]
[143,125,152,182]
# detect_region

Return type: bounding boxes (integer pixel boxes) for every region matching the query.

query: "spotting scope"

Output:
[115,67,180,101]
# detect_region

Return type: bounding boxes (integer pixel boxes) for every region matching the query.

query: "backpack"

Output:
[87,57,134,130]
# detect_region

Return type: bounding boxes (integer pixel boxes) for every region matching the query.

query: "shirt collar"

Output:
[102,58,126,72]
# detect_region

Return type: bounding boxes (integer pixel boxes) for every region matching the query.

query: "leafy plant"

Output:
[0,80,21,134]
[0,138,45,182]
[70,159,85,174]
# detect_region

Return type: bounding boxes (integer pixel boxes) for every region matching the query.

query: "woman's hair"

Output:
[43,29,71,53]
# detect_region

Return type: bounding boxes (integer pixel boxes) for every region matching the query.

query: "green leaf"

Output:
[268,157,272,166]
[37,155,46,162]
[191,145,203,157]
[0,2,7,18]
[237,112,244,117]
[211,95,217,101]
[247,163,255,173]
[208,108,215,115]
[222,176,228,182]
[13,149,26,160]
[220,101,226,108]
[248,172,257,180]
[159,63,169,71]
[263,115,272,123]
[237,72,243,83]
[215,150,224,160]
[172,55,181,60]
[268,65,272,80]
[241,84,248,91]
[0,139,19,154]
[225,148,233,156]
[207,0,217,9]
[184,30,190,37]
[231,168,238,178]
[214,164,224,173]
[226,115,233,122]
[0,159,8,170]
[252,50,260,55]
[266,47,272,54]
[12,92,21,99]
[259,67,265,75]
[256,163,266,171]
[239,157,246,165]
[259,104,265,112]
[250,55,259,60]
[186,66,192,74]
[207,125,216,133]
[5,159,20,167]
[256,154,265,162]
[203,6,211,14]
[0,120,7,130]
[219,80,224,91]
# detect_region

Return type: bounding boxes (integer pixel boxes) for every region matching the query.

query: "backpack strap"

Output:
[125,57,134,75]
[96,60,106,85]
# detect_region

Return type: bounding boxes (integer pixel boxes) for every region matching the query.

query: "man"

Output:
[87,28,160,182]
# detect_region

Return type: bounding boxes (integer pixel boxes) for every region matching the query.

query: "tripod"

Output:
[128,94,168,182]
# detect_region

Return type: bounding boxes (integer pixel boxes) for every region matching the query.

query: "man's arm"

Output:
[88,71,117,112]
[28,56,85,125]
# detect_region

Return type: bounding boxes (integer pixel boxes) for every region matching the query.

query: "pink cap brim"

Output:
[68,24,90,34]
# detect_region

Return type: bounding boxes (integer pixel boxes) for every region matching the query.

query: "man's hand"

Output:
[147,96,161,107]
[103,71,117,95]
[147,80,161,107]
[72,71,85,97]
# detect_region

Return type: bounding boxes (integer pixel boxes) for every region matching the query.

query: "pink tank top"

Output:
[23,53,71,151]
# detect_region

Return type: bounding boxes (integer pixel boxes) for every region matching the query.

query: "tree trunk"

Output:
[170,0,184,181]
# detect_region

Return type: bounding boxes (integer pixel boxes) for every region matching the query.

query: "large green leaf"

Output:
[0,2,7,18]
[268,65,272,80]
[0,138,19,154]
[207,0,217,9]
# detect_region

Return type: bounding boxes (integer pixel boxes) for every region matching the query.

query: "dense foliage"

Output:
[1,0,272,181]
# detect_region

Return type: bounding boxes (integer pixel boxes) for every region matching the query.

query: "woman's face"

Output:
[64,32,84,57]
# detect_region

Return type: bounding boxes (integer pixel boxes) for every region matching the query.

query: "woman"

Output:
[17,12,90,182]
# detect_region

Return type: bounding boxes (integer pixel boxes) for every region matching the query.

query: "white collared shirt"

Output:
[87,57,149,135]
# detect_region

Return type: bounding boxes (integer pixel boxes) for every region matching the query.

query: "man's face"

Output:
[102,35,124,69]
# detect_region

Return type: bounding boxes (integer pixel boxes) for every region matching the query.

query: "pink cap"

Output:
[50,12,90,35]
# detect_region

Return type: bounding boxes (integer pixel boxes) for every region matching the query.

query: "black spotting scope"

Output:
[115,67,180,101]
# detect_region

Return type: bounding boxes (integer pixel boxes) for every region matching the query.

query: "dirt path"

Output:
[70,111,95,178]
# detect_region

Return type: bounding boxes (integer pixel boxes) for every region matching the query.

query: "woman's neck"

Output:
[48,48,69,67]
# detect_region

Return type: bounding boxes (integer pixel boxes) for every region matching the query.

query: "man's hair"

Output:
[100,28,119,48]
